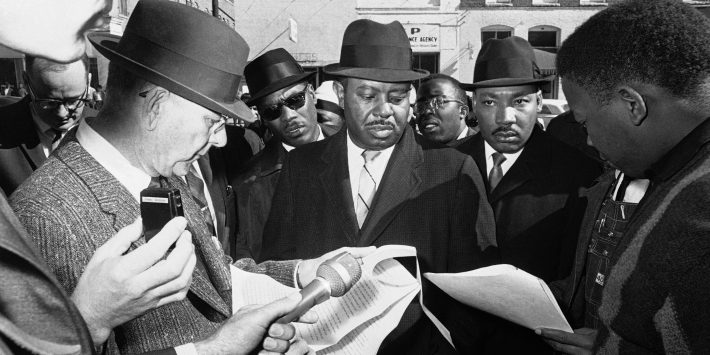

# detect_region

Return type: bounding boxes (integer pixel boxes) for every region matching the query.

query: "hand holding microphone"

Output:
[278,251,363,323]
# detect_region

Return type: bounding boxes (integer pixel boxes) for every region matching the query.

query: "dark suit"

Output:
[0,96,45,196]
[260,126,498,355]
[231,137,287,259]
[454,126,601,354]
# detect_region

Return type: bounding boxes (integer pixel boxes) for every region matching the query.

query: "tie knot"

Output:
[492,152,506,167]
[148,176,164,188]
[362,150,381,164]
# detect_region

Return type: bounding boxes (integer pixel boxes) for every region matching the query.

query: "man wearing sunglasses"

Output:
[0,56,94,196]
[415,74,477,146]
[232,48,322,259]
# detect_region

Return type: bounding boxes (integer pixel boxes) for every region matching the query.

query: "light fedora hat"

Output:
[461,36,553,90]
[324,19,429,82]
[88,0,255,122]
[244,48,315,106]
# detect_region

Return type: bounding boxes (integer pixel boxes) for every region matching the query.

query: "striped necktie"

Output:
[185,165,217,237]
[356,150,380,228]
[488,152,507,192]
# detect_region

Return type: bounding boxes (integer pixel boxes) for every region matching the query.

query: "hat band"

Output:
[340,44,412,70]
[316,99,344,116]
[117,31,241,103]
[473,57,541,83]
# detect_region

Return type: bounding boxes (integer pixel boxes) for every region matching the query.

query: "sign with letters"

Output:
[403,24,440,52]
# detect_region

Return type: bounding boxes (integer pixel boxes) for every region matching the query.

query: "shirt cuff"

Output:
[174,343,198,355]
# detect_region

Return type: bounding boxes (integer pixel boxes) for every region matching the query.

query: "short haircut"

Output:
[420,73,467,103]
[557,0,710,105]
[26,55,89,76]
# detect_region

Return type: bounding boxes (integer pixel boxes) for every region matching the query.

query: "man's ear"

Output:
[459,103,469,121]
[617,86,647,126]
[333,80,345,107]
[536,90,544,112]
[144,87,169,131]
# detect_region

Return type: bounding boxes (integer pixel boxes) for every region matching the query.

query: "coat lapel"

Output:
[489,127,549,203]
[359,127,422,247]
[57,136,231,318]
[318,130,360,245]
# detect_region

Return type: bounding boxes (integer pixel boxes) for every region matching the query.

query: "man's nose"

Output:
[495,106,517,125]
[373,98,393,118]
[211,127,227,147]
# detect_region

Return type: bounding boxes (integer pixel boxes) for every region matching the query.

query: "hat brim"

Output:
[460,77,554,91]
[88,33,255,123]
[245,71,315,106]
[323,63,429,83]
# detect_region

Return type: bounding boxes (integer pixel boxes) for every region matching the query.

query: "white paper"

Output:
[424,264,572,332]
[231,245,424,354]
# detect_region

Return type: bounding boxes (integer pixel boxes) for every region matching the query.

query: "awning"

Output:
[0,44,24,59]
[533,49,556,76]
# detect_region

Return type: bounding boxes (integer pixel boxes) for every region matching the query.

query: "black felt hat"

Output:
[461,36,553,90]
[244,48,315,105]
[88,0,255,122]
[323,19,429,82]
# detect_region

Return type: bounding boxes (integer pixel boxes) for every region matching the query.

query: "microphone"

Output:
[277,251,362,323]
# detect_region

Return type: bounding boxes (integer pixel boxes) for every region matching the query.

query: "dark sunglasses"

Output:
[257,86,310,121]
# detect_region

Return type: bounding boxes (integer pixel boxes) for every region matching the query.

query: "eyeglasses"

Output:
[257,85,310,121]
[26,75,90,112]
[138,89,235,128]
[414,96,465,115]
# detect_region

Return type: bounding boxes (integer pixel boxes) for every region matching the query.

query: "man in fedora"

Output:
[453,36,600,353]
[414,73,476,146]
[315,80,345,137]
[259,19,498,354]
[232,48,323,259]
[9,1,360,353]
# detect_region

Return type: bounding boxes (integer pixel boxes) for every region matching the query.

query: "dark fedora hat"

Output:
[88,0,255,122]
[244,48,315,105]
[461,36,552,90]
[323,19,429,82]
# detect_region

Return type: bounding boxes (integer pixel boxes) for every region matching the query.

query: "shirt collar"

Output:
[646,118,710,182]
[282,125,325,152]
[76,119,151,201]
[483,140,524,162]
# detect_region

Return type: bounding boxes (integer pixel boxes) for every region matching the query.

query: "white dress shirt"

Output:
[281,125,325,152]
[346,132,395,211]
[483,140,524,178]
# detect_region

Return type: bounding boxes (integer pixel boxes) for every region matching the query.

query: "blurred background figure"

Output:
[314,80,344,137]
[415,74,475,147]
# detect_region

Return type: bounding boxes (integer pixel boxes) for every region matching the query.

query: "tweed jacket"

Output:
[260,126,498,355]
[457,127,601,282]
[0,96,45,196]
[231,137,287,259]
[10,133,295,354]
[594,119,710,353]
[0,192,94,355]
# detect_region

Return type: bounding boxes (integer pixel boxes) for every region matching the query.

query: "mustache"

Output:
[365,119,394,128]
[493,125,517,135]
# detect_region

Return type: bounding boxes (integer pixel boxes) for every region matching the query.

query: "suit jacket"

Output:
[0,96,45,197]
[0,192,94,355]
[10,133,275,354]
[458,127,600,282]
[260,126,498,354]
[231,137,287,259]
[199,148,237,259]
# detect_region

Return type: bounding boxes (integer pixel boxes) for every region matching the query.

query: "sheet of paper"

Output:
[231,245,422,354]
[424,264,572,332]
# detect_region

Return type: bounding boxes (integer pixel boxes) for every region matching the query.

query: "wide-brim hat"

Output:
[244,48,315,106]
[323,19,429,83]
[461,36,553,90]
[88,0,255,122]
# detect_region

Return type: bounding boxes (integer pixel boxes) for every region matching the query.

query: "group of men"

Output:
[1,0,709,354]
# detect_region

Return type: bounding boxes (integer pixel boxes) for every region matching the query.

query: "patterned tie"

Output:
[185,165,217,237]
[488,152,507,192]
[356,150,381,228]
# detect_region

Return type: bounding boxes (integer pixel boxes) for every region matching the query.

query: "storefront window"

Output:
[481,25,513,43]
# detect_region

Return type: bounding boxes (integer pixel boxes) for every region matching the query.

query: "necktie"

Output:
[615,174,632,202]
[186,165,217,237]
[488,152,507,192]
[356,150,380,228]
[51,129,63,152]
